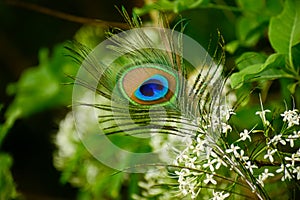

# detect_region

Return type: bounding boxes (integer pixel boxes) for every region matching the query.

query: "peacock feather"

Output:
[70,16,224,134]
[69,9,270,200]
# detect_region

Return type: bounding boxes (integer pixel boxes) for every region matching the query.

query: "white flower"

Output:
[205,149,222,170]
[192,137,207,157]
[276,164,284,173]
[268,134,286,146]
[55,112,78,159]
[285,131,300,148]
[185,157,197,169]
[276,164,293,181]
[297,148,300,156]
[264,149,277,163]
[205,146,214,160]
[220,106,236,121]
[245,161,258,174]
[221,123,232,133]
[213,155,227,169]
[261,168,274,179]
[86,164,99,184]
[281,109,300,128]
[236,149,249,161]
[175,169,200,198]
[262,169,274,180]
[225,144,240,157]
[175,168,190,183]
[294,130,300,138]
[204,174,217,185]
[203,159,217,172]
[285,135,297,148]
[257,173,265,186]
[191,185,200,199]
[211,190,230,200]
[257,169,274,186]
[257,175,264,187]
[179,176,197,197]
[239,129,252,142]
[293,166,300,180]
[255,109,271,126]
[174,149,189,165]
[285,153,300,166]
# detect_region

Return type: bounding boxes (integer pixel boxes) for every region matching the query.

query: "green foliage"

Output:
[0,153,18,200]
[0,44,77,199]
[229,0,300,108]
[134,0,210,15]
[230,0,283,49]
[231,53,290,89]
[134,0,299,103]
[0,44,76,145]
[269,0,300,61]
[0,105,17,199]
[5,44,75,116]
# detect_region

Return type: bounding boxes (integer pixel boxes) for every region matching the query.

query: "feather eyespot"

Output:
[120,65,177,105]
[134,74,169,101]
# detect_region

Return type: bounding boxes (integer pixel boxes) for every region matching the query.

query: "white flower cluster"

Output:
[132,168,174,200]
[135,105,300,199]
[281,109,300,128]
[173,134,231,199]
[175,107,299,199]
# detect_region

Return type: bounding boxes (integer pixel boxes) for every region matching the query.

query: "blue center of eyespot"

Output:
[134,75,168,101]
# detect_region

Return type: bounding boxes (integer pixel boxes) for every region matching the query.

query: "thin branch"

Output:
[5,0,130,29]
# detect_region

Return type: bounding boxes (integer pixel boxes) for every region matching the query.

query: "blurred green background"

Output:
[1,0,299,199]
[0,1,136,199]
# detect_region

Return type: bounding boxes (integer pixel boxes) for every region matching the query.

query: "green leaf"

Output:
[265,0,284,16]
[237,0,282,16]
[231,53,287,88]
[134,0,209,15]
[269,0,300,67]
[236,16,266,46]
[231,63,262,88]
[225,40,239,54]
[236,52,267,70]
[287,82,298,94]
[74,25,105,49]
[1,44,77,144]
[175,0,209,13]
[255,68,293,80]
[234,0,282,48]
[0,153,18,199]
[292,42,300,68]
[263,53,286,69]
[5,44,75,119]
[236,0,264,13]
